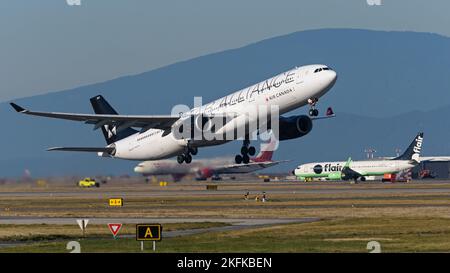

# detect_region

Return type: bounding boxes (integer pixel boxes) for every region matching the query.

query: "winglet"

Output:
[326,107,334,116]
[10,103,27,113]
[344,157,352,168]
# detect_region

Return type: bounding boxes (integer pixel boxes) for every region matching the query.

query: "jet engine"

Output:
[277,115,313,141]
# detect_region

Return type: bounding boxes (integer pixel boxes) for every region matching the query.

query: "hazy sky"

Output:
[0,0,448,102]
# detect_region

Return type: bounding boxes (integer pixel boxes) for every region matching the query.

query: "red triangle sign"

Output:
[108,223,122,237]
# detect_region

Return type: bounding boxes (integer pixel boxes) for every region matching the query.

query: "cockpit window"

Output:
[314,67,331,73]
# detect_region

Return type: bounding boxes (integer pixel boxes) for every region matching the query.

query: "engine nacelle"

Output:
[327,172,342,180]
[278,115,313,141]
[193,115,213,132]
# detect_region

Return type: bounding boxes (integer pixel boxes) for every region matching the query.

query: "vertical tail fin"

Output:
[393,132,424,162]
[252,134,279,162]
[90,95,137,145]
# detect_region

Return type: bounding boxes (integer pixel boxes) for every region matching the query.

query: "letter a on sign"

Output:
[108,223,122,238]
[136,224,162,241]
[145,227,153,238]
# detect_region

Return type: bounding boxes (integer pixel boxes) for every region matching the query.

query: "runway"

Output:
[0,216,318,226]
[2,180,450,198]
[2,179,450,224]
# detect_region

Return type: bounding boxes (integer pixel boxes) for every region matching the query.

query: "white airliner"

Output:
[11,64,337,164]
[134,135,286,181]
[294,132,424,182]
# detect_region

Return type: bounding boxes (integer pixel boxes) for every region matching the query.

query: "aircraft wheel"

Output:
[177,155,185,164]
[189,147,198,155]
[185,154,192,164]
[309,109,314,116]
[241,146,248,155]
[248,146,256,156]
[243,154,250,164]
[235,155,243,164]
[313,109,319,116]
[360,177,366,182]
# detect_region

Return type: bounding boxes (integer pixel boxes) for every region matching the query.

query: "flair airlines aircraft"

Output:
[294,132,424,182]
[134,134,286,181]
[10,65,337,164]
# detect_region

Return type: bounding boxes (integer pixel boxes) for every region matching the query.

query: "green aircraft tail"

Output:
[344,157,352,168]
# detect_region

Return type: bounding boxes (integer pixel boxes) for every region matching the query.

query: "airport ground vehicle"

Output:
[77,177,100,188]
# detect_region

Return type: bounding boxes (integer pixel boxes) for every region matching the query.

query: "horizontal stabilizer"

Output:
[47,147,115,154]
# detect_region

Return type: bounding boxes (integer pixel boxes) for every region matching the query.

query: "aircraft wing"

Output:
[420,156,450,162]
[311,107,336,120]
[47,147,115,153]
[340,157,363,180]
[310,115,335,121]
[341,166,363,180]
[10,103,180,130]
[213,160,289,174]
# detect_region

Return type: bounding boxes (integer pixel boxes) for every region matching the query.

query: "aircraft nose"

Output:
[327,70,337,86]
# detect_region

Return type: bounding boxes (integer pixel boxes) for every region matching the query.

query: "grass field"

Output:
[2,180,450,252]
[0,222,229,242]
[3,217,450,253]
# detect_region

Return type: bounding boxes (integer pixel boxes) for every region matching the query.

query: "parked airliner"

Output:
[294,132,424,182]
[11,64,337,164]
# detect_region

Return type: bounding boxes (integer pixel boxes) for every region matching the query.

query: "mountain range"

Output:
[2,28,450,177]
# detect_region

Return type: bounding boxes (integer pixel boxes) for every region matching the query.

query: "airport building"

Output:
[418,161,450,179]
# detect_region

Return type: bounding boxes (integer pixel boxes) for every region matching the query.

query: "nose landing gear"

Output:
[308,98,319,117]
[235,139,256,164]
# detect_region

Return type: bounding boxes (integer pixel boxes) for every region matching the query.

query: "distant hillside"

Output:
[2,28,450,177]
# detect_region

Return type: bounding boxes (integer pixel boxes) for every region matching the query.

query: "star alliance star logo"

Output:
[104,125,117,138]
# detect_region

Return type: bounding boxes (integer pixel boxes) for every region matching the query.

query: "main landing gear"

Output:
[177,146,198,164]
[235,139,256,164]
[308,97,319,117]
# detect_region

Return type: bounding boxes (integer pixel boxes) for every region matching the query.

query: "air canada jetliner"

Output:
[294,132,424,182]
[134,134,286,181]
[11,65,337,164]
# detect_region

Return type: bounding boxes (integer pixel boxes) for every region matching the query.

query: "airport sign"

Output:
[76,219,89,230]
[109,198,123,207]
[108,223,123,238]
[76,219,89,236]
[136,224,162,241]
